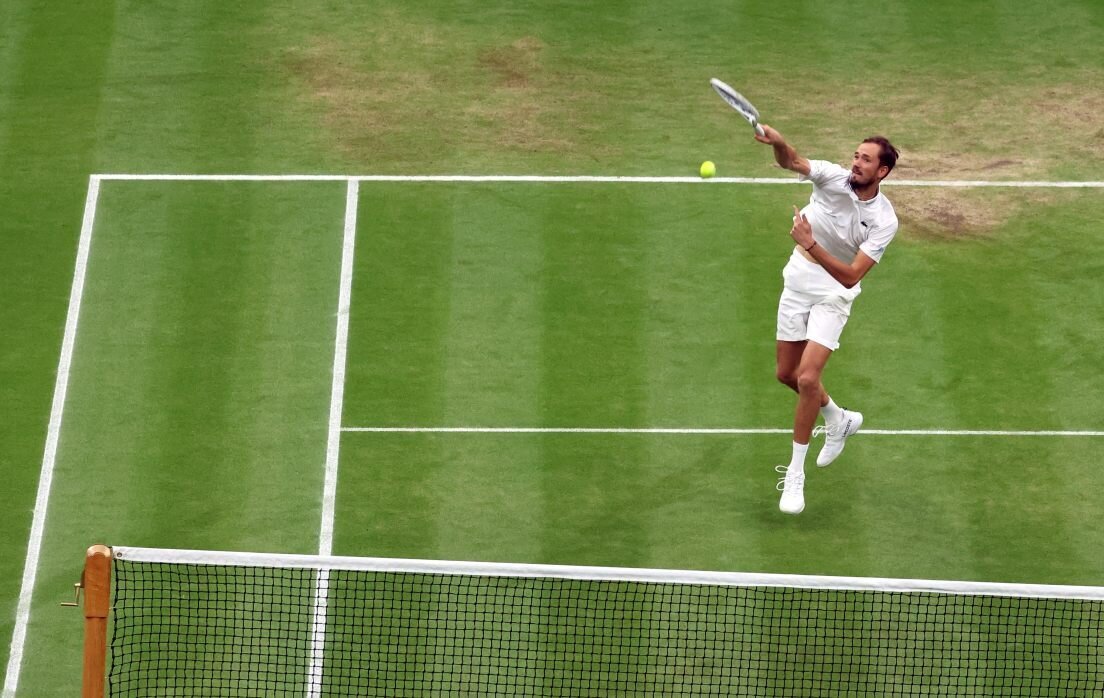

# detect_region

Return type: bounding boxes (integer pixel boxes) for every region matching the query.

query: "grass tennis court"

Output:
[11,175,1104,695]
[3,1,1104,695]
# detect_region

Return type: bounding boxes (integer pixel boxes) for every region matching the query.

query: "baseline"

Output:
[93,173,1104,188]
[341,426,1104,436]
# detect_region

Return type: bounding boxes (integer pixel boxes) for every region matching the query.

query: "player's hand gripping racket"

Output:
[710,78,765,137]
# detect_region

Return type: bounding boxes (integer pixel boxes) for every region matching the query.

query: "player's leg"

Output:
[780,289,863,513]
[793,341,834,444]
[775,286,824,514]
[775,339,805,393]
[780,338,840,426]
[805,299,863,466]
[779,339,834,404]
[776,340,831,515]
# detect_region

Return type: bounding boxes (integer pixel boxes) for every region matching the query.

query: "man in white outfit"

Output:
[754,125,900,515]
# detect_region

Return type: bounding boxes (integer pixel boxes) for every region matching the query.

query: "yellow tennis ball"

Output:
[700,161,716,178]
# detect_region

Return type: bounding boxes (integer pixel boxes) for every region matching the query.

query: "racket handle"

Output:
[754,123,765,137]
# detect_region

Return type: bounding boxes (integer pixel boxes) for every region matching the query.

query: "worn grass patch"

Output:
[747,67,1104,178]
[272,10,1104,183]
[889,186,1080,240]
[278,12,602,165]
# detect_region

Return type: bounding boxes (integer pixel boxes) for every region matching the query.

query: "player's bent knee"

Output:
[796,370,822,394]
[776,369,798,390]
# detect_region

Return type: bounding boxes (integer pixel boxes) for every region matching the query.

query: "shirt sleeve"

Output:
[799,160,849,188]
[859,220,898,263]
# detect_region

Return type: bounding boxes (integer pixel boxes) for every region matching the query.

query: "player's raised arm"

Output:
[755,124,810,177]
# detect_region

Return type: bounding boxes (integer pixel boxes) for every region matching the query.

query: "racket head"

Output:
[710,78,765,136]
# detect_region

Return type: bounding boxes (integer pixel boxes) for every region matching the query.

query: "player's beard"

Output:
[848,170,870,189]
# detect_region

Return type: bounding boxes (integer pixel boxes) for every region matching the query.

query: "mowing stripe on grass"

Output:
[342,426,1104,436]
[3,176,100,698]
[93,173,1104,187]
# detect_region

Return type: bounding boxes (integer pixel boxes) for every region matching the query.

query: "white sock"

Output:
[820,397,844,424]
[789,441,809,475]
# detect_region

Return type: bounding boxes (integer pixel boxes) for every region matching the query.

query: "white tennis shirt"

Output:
[798,159,898,264]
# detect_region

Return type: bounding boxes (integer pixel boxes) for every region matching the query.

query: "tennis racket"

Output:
[710,78,765,137]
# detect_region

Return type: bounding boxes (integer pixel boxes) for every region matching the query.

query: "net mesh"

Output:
[109,556,1104,696]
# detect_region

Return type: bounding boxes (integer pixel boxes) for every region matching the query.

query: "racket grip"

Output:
[754,124,765,137]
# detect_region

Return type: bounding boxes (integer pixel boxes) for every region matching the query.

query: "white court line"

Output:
[92,173,1104,187]
[318,178,358,556]
[307,179,359,698]
[3,176,101,698]
[342,426,1104,436]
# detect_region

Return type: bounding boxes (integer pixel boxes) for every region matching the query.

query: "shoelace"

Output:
[814,408,852,439]
[813,419,849,439]
[775,465,804,491]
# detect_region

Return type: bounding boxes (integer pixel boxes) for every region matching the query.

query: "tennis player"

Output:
[754,125,900,515]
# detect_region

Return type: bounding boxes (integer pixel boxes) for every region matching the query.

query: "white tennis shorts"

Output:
[776,249,862,351]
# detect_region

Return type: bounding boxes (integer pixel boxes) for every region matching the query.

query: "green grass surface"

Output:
[340,183,1104,584]
[15,182,345,696]
[3,0,1104,695]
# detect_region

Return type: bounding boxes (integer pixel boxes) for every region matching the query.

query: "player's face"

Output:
[849,143,888,188]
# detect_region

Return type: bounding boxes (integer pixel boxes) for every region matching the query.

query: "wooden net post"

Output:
[81,545,112,698]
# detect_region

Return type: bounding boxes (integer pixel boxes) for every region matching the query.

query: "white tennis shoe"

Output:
[815,409,864,467]
[776,465,805,515]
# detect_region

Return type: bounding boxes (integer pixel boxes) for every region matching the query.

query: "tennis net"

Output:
[89,546,1104,696]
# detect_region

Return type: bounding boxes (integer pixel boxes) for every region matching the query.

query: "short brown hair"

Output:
[863,136,899,174]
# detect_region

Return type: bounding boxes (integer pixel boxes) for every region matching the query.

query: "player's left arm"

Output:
[789,205,878,289]
[809,247,877,289]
